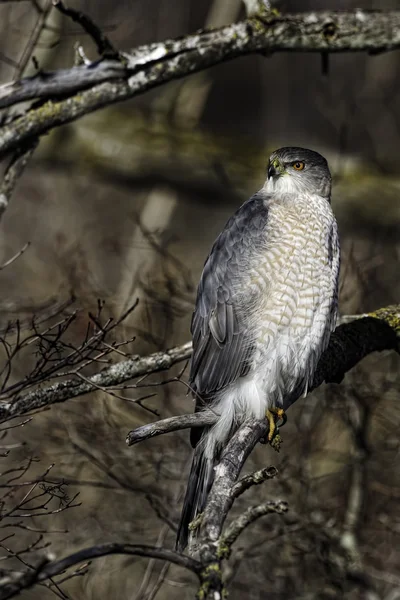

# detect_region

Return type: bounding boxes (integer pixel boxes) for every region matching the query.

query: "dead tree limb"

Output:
[1,10,400,157]
[193,419,287,599]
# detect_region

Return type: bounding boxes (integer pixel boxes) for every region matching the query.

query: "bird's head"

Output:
[265,147,332,199]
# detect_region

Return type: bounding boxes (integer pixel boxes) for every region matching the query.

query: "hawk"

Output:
[176,147,340,550]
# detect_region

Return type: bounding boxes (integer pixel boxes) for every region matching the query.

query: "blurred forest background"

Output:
[0,0,400,599]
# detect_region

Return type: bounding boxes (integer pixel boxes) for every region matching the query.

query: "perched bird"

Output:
[176,147,340,551]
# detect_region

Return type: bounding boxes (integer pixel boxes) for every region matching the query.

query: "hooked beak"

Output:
[268,159,283,179]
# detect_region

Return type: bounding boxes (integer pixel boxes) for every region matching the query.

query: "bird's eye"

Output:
[292,161,305,171]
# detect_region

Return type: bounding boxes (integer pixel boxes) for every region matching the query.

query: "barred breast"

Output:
[201,189,339,459]
[245,191,339,409]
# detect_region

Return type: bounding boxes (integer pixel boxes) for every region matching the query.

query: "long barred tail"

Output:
[176,436,216,551]
[176,393,237,551]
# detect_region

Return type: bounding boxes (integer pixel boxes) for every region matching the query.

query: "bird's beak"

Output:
[268,158,283,179]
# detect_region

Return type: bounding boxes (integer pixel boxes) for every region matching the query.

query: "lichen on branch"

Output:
[2,10,400,158]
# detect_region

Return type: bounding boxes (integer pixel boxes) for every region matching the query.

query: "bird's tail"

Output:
[176,392,237,551]
[176,433,216,552]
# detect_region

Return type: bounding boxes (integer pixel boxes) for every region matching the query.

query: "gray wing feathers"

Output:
[190,193,268,399]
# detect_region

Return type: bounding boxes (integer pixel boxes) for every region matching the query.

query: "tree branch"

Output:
[126,411,217,446]
[0,341,192,424]
[0,308,398,427]
[190,420,287,599]
[231,465,278,498]
[1,10,400,157]
[52,0,118,58]
[0,138,38,221]
[125,308,399,446]
[199,419,270,550]
[304,308,400,401]
[220,500,288,550]
[0,543,202,600]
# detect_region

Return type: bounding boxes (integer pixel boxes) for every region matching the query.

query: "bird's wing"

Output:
[189,192,269,400]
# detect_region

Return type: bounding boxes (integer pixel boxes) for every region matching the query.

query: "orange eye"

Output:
[293,161,305,171]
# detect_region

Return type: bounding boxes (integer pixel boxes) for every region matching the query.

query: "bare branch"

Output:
[288,307,400,406]
[52,0,118,58]
[0,340,192,424]
[200,419,269,550]
[15,0,54,80]
[220,500,288,550]
[0,60,125,111]
[0,139,38,221]
[231,465,278,499]
[126,411,216,446]
[181,420,287,599]
[0,243,30,270]
[0,543,202,600]
[0,307,398,426]
[2,11,400,156]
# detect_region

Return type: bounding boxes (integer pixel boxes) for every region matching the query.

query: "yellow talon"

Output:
[265,407,287,442]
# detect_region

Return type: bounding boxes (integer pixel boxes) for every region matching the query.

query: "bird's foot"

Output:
[264,407,286,451]
[270,433,283,452]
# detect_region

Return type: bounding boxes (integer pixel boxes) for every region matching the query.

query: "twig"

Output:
[0,139,38,221]
[14,0,54,80]
[0,301,140,402]
[231,466,278,499]
[0,243,30,271]
[220,500,288,551]
[0,341,192,424]
[52,1,118,58]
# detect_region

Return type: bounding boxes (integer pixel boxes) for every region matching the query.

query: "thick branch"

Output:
[1,10,400,156]
[304,308,400,401]
[189,421,288,598]
[0,60,126,110]
[200,419,270,550]
[0,543,201,600]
